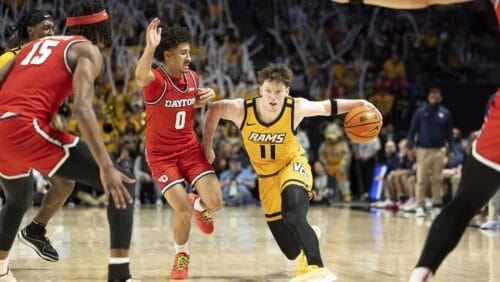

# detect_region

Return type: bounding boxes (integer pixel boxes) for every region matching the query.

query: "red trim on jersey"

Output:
[66,10,108,27]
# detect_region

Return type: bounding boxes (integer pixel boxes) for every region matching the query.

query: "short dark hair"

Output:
[4,9,52,46]
[429,87,441,96]
[257,63,293,87]
[66,0,112,47]
[154,24,191,62]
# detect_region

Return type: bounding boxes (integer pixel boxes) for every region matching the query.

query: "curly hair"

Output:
[257,63,293,87]
[154,24,191,62]
[4,9,52,46]
[65,0,111,47]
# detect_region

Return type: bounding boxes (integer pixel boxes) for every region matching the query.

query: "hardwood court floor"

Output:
[7,205,500,281]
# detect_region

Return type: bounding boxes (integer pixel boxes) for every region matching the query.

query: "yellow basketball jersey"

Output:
[0,46,22,68]
[240,97,304,177]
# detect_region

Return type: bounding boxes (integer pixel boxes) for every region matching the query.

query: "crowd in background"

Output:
[0,0,499,227]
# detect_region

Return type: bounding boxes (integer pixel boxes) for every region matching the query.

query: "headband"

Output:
[66,10,108,27]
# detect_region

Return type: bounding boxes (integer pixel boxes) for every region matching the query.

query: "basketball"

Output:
[344,105,383,143]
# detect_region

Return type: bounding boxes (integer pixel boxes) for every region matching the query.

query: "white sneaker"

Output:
[155,199,163,208]
[480,220,500,230]
[403,202,417,212]
[424,198,432,209]
[134,198,141,208]
[375,199,394,209]
[0,268,16,282]
[416,207,426,217]
[409,267,432,282]
[430,207,441,219]
[400,197,415,210]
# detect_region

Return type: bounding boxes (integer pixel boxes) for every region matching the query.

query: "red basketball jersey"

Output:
[474,2,500,169]
[0,35,88,124]
[143,66,199,154]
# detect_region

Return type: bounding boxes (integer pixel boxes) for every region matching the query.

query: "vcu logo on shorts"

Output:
[293,162,309,181]
[248,132,286,144]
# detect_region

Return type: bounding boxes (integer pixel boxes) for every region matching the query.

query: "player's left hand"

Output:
[202,143,216,164]
[194,88,215,108]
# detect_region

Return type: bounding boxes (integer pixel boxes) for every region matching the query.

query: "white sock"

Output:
[0,257,8,275]
[409,267,433,282]
[175,242,189,254]
[193,198,205,212]
[109,257,130,264]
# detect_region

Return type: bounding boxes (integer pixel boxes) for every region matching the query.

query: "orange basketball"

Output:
[344,105,383,143]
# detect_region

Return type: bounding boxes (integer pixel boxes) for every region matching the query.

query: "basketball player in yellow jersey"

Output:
[202,63,380,281]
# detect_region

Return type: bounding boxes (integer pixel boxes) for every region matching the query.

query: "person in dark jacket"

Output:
[407,88,453,217]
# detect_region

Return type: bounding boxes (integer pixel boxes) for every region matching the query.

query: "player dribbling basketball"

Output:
[202,63,381,281]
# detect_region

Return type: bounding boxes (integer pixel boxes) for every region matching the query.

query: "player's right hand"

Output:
[99,166,135,209]
[146,18,161,49]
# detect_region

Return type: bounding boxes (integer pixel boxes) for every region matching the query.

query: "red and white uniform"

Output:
[473,1,500,171]
[0,35,86,178]
[142,66,213,193]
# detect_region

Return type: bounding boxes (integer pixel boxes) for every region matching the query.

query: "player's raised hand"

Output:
[194,88,215,108]
[146,18,161,49]
[100,166,135,209]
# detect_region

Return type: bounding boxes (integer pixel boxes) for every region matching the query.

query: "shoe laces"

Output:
[174,253,189,270]
[199,210,212,223]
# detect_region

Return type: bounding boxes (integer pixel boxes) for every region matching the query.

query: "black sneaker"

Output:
[17,226,59,262]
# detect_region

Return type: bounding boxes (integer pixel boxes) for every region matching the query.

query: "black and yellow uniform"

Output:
[0,46,22,68]
[240,97,313,222]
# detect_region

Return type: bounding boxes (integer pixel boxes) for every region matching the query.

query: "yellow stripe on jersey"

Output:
[240,96,304,177]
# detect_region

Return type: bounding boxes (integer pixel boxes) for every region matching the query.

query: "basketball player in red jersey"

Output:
[0,8,77,265]
[135,18,222,280]
[0,1,135,281]
[408,1,500,281]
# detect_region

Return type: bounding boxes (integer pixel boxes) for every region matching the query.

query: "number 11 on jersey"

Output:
[260,144,276,160]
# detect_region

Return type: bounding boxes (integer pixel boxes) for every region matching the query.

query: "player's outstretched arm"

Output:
[202,99,244,163]
[69,42,134,209]
[135,18,161,88]
[294,97,380,128]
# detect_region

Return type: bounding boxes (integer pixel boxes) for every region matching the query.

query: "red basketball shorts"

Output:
[0,114,78,179]
[146,144,215,194]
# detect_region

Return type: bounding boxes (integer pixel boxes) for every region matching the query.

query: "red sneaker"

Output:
[188,193,214,234]
[170,252,190,279]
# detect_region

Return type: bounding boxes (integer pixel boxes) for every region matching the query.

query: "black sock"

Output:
[27,220,46,235]
[108,263,131,281]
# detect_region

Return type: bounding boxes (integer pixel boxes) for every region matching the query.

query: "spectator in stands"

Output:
[219,156,256,206]
[134,139,162,207]
[311,161,335,206]
[354,137,381,200]
[383,52,406,79]
[374,140,400,208]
